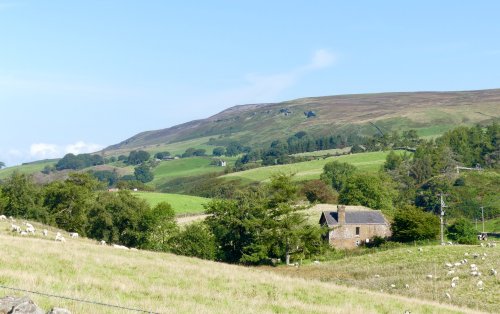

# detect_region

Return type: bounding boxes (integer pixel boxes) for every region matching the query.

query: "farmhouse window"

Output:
[355,227,360,236]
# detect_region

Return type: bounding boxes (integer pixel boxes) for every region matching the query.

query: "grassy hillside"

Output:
[0,160,56,180]
[268,244,500,313]
[149,156,236,188]
[0,222,479,314]
[222,151,392,183]
[131,191,208,214]
[103,89,500,155]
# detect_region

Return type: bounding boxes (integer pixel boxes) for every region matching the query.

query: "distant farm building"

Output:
[319,205,391,249]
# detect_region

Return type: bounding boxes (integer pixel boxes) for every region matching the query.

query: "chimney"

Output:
[337,205,346,225]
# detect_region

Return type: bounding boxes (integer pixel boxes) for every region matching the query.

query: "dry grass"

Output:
[0,219,481,314]
[268,244,500,313]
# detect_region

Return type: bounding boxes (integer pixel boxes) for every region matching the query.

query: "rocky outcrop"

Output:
[0,296,71,314]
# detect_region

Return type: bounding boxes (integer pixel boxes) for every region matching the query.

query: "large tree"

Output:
[320,161,357,191]
[1,172,45,219]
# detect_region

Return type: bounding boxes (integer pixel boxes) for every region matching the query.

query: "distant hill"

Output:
[103,88,500,156]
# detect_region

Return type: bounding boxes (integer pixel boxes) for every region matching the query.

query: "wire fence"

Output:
[0,284,160,314]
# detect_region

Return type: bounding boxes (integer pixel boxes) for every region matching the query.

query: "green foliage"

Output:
[320,160,357,191]
[205,174,323,265]
[134,163,154,183]
[212,147,225,156]
[154,151,171,159]
[55,153,104,170]
[127,150,151,165]
[1,172,45,219]
[170,222,216,260]
[182,148,206,157]
[0,161,5,169]
[141,202,179,251]
[447,218,478,244]
[90,170,119,187]
[43,173,98,234]
[87,190,150,247]
[391,206,440,242]
[301,179,337,204]
[339,173,396,213]
[384,150,403,171]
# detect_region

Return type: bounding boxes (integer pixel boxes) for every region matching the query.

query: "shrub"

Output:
[301,180,337,203]
[391,206,439,242]
[447,218,478,244]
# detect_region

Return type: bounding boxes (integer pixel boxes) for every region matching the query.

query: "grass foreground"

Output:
[0,220,481,314]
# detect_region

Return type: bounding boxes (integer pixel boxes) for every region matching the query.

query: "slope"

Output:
[103,88,500,155]
[0,222,479,314]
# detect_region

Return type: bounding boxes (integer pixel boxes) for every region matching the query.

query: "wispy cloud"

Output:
[213,49,336,105]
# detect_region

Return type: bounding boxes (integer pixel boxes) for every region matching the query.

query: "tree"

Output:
[1,172,45,219]
[134,163,154,183]
[127,150,150,165]
[301,180,337,204]
[338,173,396,213]
[320,161,356,191]
[0,161,5,169]
[141,202,179,251]
[87,190,150,247]
[154,151,171,160]
[43,173,98,234]
[391,206,439,242]
[212,147,225,156]
[384,150,402,171]
[447,218,478,244]
[170,222,216,260]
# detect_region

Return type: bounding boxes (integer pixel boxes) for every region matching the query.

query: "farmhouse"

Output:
[319,205,391,249]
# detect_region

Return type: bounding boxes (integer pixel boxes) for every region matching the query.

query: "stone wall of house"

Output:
[328,224,391,249]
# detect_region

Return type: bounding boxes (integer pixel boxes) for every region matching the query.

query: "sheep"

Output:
[472,253,480,258]
[112,244,129,250]
[26,226,35,234]
[445,262,453,268]
[490,269,497,276]
[0,215,6,220]
[447,241,453,245]
[447,270,455,275]
[454,262,462,267]
[418,247,423,252]
[464,252,469,256]
[11,224,21,233]
[25,222,34,229]
[426,274,433,280]
[390,284,396,288]
[55,234,66,242]
[451,282,457,288]
[313,260,320,264]
[451,276,459,282]
[445,292,451,299]
[42,229,48,236]
[477,280,484,289]
[405,284,410,289]
[69,232,79,238]
[374,274,380,278]
[100,240,106,245]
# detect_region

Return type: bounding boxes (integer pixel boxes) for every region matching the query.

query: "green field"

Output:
[149,156,236,187]
[482,218,500,233]
[222,151,394,183]
[0,221,476,313]
[132,191,208,214]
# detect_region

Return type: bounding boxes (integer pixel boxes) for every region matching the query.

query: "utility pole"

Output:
[440,193,446,244]
[481,206,485,233]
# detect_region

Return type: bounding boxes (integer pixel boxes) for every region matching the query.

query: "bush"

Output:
[391,206,439,242]
[170,222,216,260]
[301,180,337,203]
[447,218,478,244]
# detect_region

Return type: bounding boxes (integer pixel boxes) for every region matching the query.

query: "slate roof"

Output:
[321,210,387,227]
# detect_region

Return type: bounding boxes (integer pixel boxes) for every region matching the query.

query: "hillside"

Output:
[103,88,500,156]
[0,221,482,314]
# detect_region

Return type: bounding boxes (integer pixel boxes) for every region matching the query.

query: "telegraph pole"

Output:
[481,206,485,233]
[440,193,446,244]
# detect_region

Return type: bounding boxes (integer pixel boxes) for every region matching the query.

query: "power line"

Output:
[0,284,160,314]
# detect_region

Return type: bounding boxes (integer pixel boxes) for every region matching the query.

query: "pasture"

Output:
[0,220,478,313]
[268,244,500,313]
[0,160,56,180]
[222,151,395,183]
[131,191,208,214]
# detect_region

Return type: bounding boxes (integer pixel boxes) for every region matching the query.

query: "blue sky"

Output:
[1,1,499,166]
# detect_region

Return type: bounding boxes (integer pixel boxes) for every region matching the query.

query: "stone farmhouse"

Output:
[319,205,391,249]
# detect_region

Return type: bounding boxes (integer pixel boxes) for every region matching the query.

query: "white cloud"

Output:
[28,141,103,160]
[65,141,103,155]
[30,143,60,159]
[213,49,337,105]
